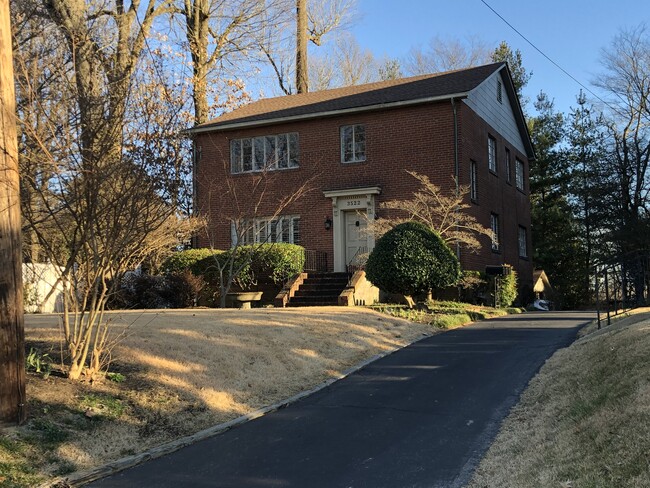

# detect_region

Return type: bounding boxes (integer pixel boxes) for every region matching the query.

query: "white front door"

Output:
[344,210,368,267]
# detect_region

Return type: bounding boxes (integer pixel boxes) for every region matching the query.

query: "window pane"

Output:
[291,217,300,244]
[488,137,496,172]
[277,135,288,168]
[242,138,252,172]
[518,227,527,257]
[470,161,477,201]
[230,139,241,173]
[281,218,290,242]
[288,133,299,167]
[257,219,268,243]
[354,125,366,161]
[341,126,353,162]
[516,159,524,190]
[491,214,499,251]
[263,136,275,169]
[253,138,265,171]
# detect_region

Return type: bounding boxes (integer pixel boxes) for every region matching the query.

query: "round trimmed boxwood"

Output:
[366,221,461,296]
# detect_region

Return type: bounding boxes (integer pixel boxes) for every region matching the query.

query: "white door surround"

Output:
[323,187,381,272]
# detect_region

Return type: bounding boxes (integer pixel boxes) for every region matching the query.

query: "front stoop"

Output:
[287,272,349,307]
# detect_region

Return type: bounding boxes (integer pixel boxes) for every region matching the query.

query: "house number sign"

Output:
[346,200,362,207]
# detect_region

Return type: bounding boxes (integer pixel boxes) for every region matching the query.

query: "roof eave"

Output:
[187,92,470,135]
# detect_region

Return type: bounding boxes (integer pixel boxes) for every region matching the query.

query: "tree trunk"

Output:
[296,0,308,93]
[0,0,27,425]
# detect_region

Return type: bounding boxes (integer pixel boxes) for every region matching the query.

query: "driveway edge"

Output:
[41,332,436,488]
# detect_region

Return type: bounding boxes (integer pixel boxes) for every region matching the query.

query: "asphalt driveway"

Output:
[87,311,593,488]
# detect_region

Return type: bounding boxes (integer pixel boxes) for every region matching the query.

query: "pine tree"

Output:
[528,92,587,308]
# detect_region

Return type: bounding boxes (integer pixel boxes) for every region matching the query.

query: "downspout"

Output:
[451,97,460,259]
[191,137,201,249]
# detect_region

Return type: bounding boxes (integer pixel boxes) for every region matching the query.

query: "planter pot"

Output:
[227,291,263,309]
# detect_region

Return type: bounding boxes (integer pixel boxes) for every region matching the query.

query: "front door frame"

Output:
[323,186,381,272]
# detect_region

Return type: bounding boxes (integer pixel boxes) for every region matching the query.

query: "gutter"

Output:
[186,92,469,134]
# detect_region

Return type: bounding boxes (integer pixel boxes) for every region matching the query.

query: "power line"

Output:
[479,0,624,116]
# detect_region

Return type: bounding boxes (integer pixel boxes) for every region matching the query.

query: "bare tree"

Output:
[261,0,356,95]
[15,1,200,380]
[404,35,491,76]
[176,0,266,125]
[296,0,308,93]
[369,171,492,253]
[594,25,650,263]
[308,34,379,90]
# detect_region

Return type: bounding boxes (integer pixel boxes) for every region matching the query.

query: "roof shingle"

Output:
[195,62,505,131]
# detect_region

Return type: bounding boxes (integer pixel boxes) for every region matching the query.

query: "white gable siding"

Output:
[464,70,526,154]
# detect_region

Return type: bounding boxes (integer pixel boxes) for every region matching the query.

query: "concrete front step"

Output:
[287,272,351,307]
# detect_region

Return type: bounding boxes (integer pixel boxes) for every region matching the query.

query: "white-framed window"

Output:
[490,213,500,252]
[488,136,497,173]
[233,216,301,246]
[470,160,478,202]
[505,148,511,184]
[230,133,299,174]
[518,226,528,258]
[341,124,366,163]
[515,158,525,191]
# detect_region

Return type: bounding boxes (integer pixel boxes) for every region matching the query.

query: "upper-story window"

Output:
[470,160,478,202]
[505,148,511,184]
[515,158,525,191]
[490,213,500,252]
[230,133,299,174]
[518,226,528,258]
[488,136,497,173]
[341,124,366,163]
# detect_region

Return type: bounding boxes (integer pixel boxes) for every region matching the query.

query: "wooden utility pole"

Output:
[0,0,27,425]
[296,0,308,94]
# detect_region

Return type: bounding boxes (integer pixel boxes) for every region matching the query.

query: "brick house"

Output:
[190,62,535,302]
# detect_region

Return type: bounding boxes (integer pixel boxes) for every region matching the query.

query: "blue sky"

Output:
[347,0,648,115]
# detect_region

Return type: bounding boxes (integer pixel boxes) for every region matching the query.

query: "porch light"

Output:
[324,217,332,230]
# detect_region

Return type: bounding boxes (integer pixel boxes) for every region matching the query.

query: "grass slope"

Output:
[1,307,448,487]
[468,316,650,488]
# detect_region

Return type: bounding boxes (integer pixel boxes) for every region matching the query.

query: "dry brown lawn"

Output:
[467,315,650,488]
[4,307,443,486]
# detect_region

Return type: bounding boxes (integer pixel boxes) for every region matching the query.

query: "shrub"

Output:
[195,243,305,291]
[160,248,221,275]
[251,243,305,284]
[366,221,461,297]
[498,269,518,307]
[107,271,207,309]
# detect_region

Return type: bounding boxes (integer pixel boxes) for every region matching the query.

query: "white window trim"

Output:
[341,124,366,163]
[231,133,299,174]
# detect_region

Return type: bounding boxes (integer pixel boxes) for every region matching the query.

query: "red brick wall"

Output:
[457,104,533,300]
[194,99,533,301]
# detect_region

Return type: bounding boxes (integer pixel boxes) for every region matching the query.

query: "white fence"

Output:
[23,262,65,313]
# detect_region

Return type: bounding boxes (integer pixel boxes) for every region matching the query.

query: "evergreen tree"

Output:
[528,92,586,308]
[491,41,531,99]
[566,91,609,287]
